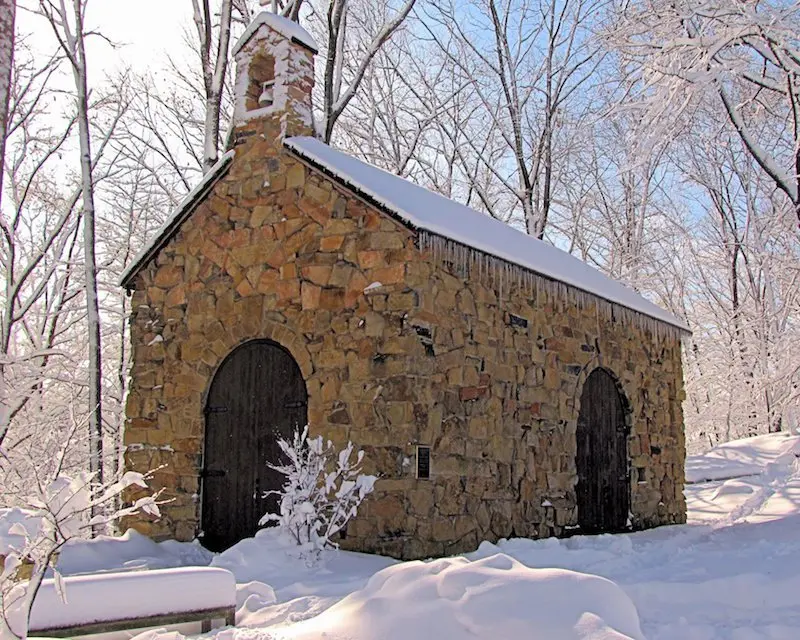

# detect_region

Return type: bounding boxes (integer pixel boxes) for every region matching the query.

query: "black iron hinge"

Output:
[204,406,229,414]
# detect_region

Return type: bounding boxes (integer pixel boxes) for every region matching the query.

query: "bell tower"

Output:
[231,4,317,146]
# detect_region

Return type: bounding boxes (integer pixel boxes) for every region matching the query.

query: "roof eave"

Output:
[119,152,235,290]
[284,139,691,336]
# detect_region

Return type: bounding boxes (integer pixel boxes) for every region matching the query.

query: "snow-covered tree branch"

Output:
[0,448,161,639]
[608,0,800,227]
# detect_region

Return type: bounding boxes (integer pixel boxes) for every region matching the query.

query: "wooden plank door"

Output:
[575,368,629,533]
[201,340,307,551]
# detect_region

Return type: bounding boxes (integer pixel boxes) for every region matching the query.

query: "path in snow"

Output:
[476,506,800,639]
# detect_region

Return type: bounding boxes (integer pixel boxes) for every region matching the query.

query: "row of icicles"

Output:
[417,231,684,342]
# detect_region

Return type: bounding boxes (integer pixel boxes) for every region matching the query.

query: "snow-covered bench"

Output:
[27,566,236,638]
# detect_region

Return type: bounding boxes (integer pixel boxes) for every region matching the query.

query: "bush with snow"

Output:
[260,426,376,559]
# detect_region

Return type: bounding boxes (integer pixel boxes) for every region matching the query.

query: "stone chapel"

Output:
[120,9,689,559]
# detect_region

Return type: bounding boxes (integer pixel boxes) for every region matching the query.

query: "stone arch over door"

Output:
[575,367,630,533]
[200,339,308,551]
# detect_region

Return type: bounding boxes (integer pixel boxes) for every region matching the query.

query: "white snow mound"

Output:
[279,553,644,640]
[686,431,800,483]
[56,529,213,575]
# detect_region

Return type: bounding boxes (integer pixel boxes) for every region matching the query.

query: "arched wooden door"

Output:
[201,340,307,551]
[576,368,629,533]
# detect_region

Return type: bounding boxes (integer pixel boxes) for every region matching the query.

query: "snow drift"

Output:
[277,553,644,640]
[56,529,213,575]
[686,432,800,483]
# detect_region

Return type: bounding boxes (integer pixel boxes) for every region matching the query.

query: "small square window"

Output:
[416,446,431,479]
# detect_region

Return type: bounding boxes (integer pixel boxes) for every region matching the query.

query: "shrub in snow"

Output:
[0,470,161,639]
[260,426,376,559]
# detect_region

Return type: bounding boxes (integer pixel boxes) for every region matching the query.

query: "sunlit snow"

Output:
[44,431,800,640]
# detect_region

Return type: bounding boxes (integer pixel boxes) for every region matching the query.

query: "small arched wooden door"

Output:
[201,340,307,551]
[576,368,629,533]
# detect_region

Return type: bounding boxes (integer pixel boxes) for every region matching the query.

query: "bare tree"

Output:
[0,0,15,213]
[191,0,234,172]
[37,0,106,498]
[0,0,16,438]
[0,38,127,455]
[678,122,800,441]
[97,142,180,477]
[0,47,75,449]
[424,0,607,238]
[560,107,676,292]
[118,73,205,198]
[333,23,468,184]
[609,0,800,228]
[317,0,417,143]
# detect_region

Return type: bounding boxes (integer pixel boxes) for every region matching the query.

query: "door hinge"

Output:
[205,406,229,414]
[284,400,307,409]
[201,469,227,478]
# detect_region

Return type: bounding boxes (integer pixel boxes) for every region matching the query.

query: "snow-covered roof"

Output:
[233,12,318,57]
[284,136,689,332]
[119,151,235,289]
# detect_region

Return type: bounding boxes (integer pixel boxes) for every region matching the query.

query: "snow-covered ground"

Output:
[50,431,800,640]
[685,432,800,484]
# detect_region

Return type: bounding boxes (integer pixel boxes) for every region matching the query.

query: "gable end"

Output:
[232,12,319,57]
[285,142,420,233]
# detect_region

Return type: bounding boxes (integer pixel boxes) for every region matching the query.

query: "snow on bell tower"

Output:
[231,3,317,146]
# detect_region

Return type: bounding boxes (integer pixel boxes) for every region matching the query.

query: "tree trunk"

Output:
[0,0,15,446]
[70,1,104,510]
[192,0,232,173]
[0,0,14,206]
[203,91,221,172]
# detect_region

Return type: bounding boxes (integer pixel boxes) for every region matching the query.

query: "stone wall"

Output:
[123,127,686,559]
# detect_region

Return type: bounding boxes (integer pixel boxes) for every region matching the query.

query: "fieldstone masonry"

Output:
[121,13,686,559]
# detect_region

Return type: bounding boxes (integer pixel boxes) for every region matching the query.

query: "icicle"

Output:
[417,230,683,343]
[498,261,503,301]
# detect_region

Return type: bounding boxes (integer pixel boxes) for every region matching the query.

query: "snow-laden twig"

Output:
[0,467,162,640]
